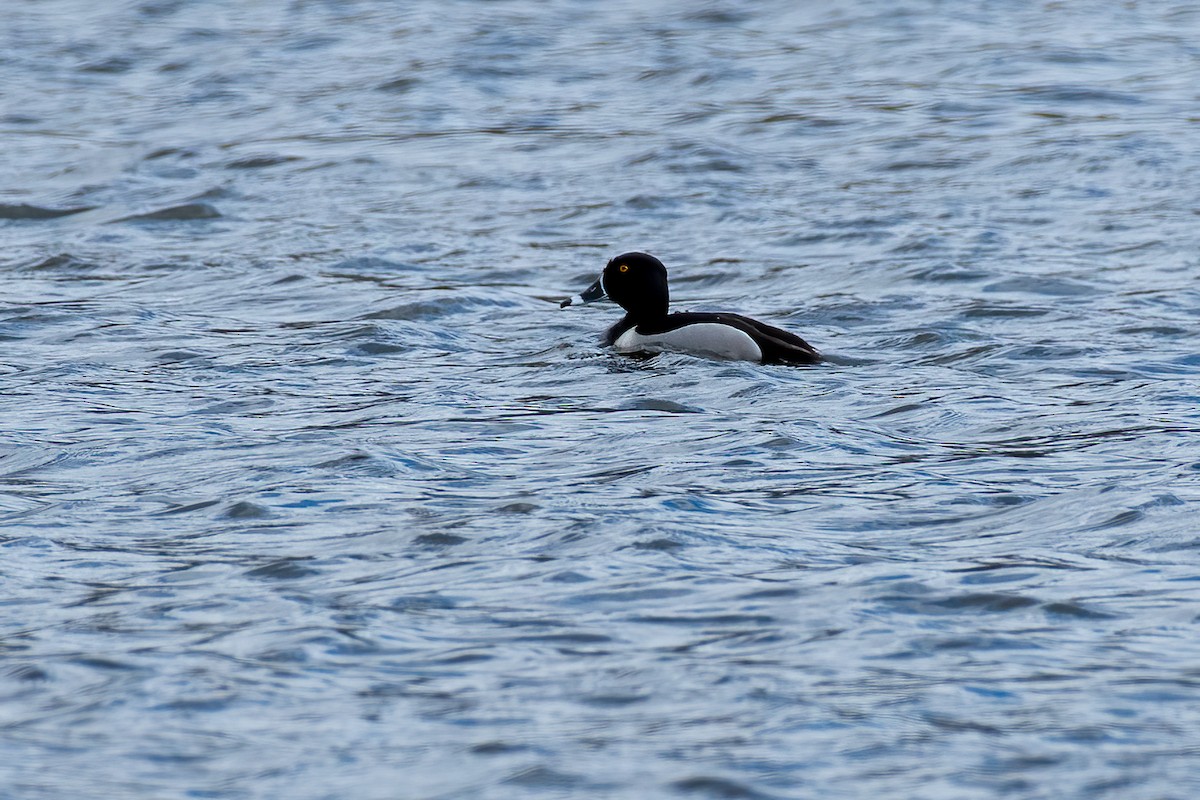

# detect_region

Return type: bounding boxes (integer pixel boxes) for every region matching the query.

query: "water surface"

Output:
[3,1,1200,798]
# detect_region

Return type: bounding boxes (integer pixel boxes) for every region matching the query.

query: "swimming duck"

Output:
[561,252,819,364]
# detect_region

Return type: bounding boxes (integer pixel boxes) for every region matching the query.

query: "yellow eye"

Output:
[619,264,629,273]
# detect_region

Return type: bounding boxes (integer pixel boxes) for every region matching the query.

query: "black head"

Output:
[561,251,669,321]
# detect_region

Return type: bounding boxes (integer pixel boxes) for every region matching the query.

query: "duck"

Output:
[561,252,820,364]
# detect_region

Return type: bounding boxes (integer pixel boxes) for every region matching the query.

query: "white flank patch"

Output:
[614,323,763,362]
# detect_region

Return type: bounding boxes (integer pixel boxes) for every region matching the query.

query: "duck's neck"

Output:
[623,293,669,326]
[615,270,669,325]
[606,305,668,344]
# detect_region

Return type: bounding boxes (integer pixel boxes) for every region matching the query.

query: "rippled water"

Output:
[3,1,1200,797]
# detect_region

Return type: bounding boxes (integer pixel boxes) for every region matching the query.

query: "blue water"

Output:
[3,1,1200,798]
